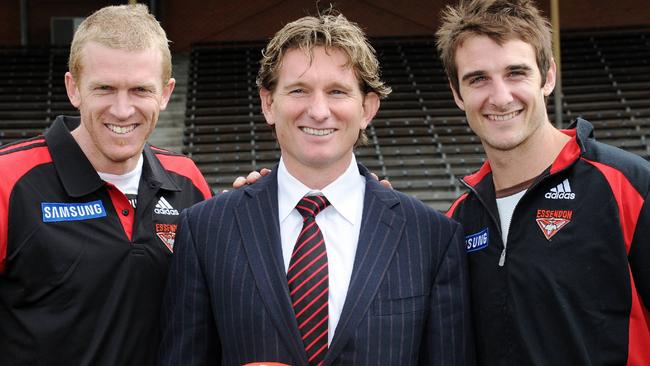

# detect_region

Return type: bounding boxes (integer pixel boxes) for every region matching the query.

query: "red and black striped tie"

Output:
[288,195,330,366]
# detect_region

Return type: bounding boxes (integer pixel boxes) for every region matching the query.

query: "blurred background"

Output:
[1,0,649,209]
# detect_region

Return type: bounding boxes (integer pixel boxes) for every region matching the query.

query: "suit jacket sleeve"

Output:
[159,208,221,365]
[420,219,475,365]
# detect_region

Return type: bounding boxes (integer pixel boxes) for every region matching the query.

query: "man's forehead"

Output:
[277,47,356,82]
[77,42,164,82]
[456,36,536,70]
[80,41,161,61]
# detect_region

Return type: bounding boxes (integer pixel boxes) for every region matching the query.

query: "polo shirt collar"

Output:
[45,115,181,197]
[45,116,104,197]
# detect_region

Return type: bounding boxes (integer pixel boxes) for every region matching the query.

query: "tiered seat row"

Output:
[1,29,647,210]
[560,29,650,157]
[183,29,649,210]
[0,47,77,145]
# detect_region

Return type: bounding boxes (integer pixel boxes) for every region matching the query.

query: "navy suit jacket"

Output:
[159,164,474,365]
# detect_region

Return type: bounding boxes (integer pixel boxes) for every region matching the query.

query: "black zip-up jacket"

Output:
[447,119,650,365]
[0,116,212,365]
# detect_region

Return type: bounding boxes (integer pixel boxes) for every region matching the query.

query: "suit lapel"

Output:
[235,169,308,366]
[325,167,405,365]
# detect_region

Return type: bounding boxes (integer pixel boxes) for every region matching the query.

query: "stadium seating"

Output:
[0,27,648,210]
[183,28,649,210]
[0,46,77,145]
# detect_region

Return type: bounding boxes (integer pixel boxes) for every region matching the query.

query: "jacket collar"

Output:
[461,118,593,190]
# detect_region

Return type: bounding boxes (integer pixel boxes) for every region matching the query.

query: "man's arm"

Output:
[420,221,475,365]
[159,210,220,365]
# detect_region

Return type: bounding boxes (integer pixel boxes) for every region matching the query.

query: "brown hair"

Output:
[257,11,390,146]
[69,4,172,83]
[257,12,391,98]
[436,0,553,93]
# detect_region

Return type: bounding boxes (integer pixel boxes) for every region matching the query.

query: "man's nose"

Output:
[307,92,331,122]
[109,91,136,120]
[488,79,515,107]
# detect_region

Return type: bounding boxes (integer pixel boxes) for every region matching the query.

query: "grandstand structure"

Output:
[183,28,650,209]
[1,28,649,210]
[0,47,76,143]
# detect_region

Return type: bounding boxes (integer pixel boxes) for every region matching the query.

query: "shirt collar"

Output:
[45,116,104,197]
[277,155,365,225]
[45,115,180,197]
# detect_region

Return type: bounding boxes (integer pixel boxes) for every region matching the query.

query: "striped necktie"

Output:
[287,195,330,366]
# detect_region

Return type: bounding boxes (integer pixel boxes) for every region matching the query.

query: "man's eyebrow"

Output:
[461,70,486,82]
[135,83,158,91]
[87,81,108,88]
[507,64,533,72]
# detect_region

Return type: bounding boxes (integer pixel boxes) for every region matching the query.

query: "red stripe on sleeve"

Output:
[155,154,212,199]
[627,267,650,366]
[445,192,469,218]
[582,159,643,252]
[0,145,52,273]
[0,138,46,154]
[583,158,650,365]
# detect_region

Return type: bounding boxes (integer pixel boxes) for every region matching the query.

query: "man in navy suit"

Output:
[159,12,473,366]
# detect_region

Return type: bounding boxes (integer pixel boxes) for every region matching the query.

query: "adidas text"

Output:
[544,191,575,200]
[545,179,575,200]
[155,207,179,215]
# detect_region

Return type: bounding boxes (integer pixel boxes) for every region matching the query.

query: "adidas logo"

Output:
[154,196,179,215]
[545,179,575,200]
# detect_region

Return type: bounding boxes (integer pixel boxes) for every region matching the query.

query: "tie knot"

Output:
[296,195,330,219]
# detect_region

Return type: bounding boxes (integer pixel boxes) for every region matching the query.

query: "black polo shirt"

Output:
[0,116,211,366]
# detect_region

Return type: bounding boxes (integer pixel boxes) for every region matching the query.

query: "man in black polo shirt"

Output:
[0,4,211,365]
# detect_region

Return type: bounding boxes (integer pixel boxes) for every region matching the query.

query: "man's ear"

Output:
[542,58,557,96]
[259,88,275,126]
[64,72,81,108]
[360,92,380,129]
[450,81,465,111]
[159,78,176,110]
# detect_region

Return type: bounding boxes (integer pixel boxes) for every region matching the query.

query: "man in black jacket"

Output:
[439,0,650,364]
[0,5,211,365]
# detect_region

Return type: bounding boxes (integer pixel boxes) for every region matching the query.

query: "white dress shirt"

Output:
[277,155,365,345]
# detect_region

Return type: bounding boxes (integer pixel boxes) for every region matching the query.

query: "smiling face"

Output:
[451,35,555,155]
[260,46,379,187]
[65,42,175,174]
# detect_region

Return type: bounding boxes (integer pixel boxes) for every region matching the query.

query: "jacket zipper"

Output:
[460,174,557,267]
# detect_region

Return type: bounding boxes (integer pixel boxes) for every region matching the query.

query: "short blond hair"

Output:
[69,4,172,83]
[257,11,390,146]
[436,0,553,94]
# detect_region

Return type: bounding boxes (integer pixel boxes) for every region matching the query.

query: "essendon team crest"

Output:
[156,223,177,252]
[535,209,573,240]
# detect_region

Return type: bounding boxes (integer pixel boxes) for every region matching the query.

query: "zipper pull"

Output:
[498,247,506,267]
